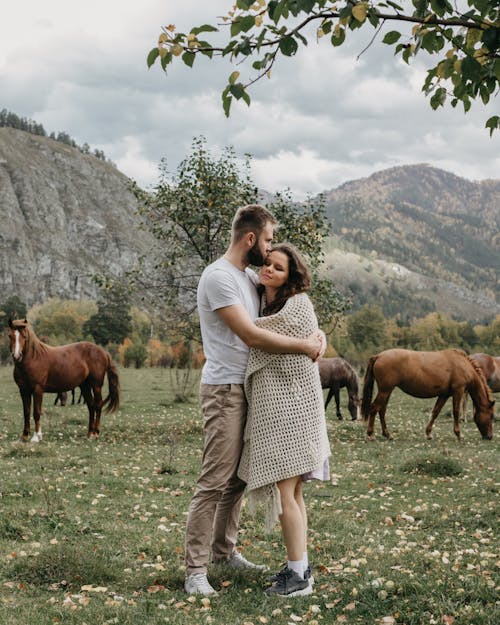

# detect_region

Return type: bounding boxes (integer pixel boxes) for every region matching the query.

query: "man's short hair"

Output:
[232,204,277,241]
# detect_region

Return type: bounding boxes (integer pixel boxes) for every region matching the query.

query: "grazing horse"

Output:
[470,353,500,392]
[318,357,360,420]
[361,348,494,441]
[8,318,120,442]
[461,353,500,420]
[54,388,84,406]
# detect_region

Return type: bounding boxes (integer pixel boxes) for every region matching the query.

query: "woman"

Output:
[238,243,331,597]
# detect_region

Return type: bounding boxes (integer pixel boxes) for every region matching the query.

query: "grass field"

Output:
[0,365,498,625]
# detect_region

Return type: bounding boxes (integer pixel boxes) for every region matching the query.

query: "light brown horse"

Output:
[361,348,494,441]
[318,357,360,420]
[8,318,120,442]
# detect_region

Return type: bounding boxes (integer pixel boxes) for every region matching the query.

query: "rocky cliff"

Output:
[0,128,154,305]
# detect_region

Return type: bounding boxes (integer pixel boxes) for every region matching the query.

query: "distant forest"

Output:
[0,109,109,162]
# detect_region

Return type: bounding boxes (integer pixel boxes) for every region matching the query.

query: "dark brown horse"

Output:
[361,348,494,441]
[54,388,84,406]
[318,357,360,420]
[8,318,120,442]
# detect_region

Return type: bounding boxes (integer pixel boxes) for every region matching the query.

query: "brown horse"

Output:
[318,357,360,420]
[470,353,500,392]
[361,348,494,441]
[8,318,120,442]
[461,353,500,420]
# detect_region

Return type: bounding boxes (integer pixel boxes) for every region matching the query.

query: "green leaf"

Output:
[386,1,404,9]
[182,51,195,68]
[461,55,481,80]
[279,35,298,56]
[229,71,240,85]
[146,47,159,68]
[485,115,499,136]
[331,28,346,47]
[190,24,219,35]
[229,83,246,99]
[240,15,256,33]
[298,0,316,12]
[430,87,447,109]
[222,87,232,117]
[230,20,242,37]
[383,31,402,45]
[237,0,253,9]
[241,90,251,106]
[160,51,172,70]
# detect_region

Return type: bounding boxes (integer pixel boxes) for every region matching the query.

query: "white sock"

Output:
[288,559,305,578]
[302,551,309,570]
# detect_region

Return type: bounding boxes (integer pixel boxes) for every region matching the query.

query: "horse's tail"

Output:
[103,357,120,414]
[361,356,377,421]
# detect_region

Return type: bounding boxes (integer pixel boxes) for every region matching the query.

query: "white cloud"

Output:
[1,0,498,197]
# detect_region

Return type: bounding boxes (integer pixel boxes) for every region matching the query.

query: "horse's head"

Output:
[348,394,361,421]
[8,318,29,363]
[473,399,495,440]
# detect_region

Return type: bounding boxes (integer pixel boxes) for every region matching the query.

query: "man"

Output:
[184,204,324,596]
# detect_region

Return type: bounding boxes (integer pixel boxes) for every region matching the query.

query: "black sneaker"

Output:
[264,567,312,597]
[270,564,314,586]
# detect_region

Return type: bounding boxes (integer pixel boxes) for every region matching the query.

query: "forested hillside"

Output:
[323,164,499,307]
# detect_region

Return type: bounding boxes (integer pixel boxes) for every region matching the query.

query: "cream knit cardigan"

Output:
[238,293,331,529]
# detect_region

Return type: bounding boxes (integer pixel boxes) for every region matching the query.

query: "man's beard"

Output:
[246,241,265,267]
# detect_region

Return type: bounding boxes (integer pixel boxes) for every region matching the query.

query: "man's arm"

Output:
[217,304,322,360]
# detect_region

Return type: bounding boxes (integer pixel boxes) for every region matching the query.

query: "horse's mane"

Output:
[467,355,494,404]
[345,361,359,392]
[25,325,49,359]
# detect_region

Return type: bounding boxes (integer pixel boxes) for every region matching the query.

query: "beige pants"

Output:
[184,383,247,575]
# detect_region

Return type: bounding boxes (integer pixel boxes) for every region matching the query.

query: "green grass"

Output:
[0,365,498,625]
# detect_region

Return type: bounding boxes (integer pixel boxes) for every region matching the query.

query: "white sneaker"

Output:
[184,573,218,596]
[225,550,268,571]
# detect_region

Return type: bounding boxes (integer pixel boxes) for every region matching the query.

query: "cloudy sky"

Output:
[1,0,498,199]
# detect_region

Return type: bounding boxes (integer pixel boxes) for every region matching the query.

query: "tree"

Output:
[148,1,500,133]
[0,295,27,330]
[133,137,348,337]
[347,304,387,352]
[83,284,132,346]
[266,190,350,328]
[28,298,97,344]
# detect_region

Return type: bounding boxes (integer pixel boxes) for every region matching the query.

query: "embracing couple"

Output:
[184,204,331,597]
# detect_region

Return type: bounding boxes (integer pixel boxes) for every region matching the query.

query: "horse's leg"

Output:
[71,388,75,405]
[334,389,343,420]
[92,384,104,437]
[460,393,468,422]
[31,388,44,443]
[378,399,393,440]
[80,384,95,438]
[425,396,448,439]
[324,388,334,410]
[19,391,32,442]
[452,393,464,442]
[366,391,391,441]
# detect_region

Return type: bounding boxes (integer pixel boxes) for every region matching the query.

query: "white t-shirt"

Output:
[197,258,260,384]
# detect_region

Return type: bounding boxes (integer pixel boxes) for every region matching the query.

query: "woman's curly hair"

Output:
[260,242,311,316]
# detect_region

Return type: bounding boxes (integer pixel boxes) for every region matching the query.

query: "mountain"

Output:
[0,128,498,323]
[321,164,500,322]
[0,127,155,305]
